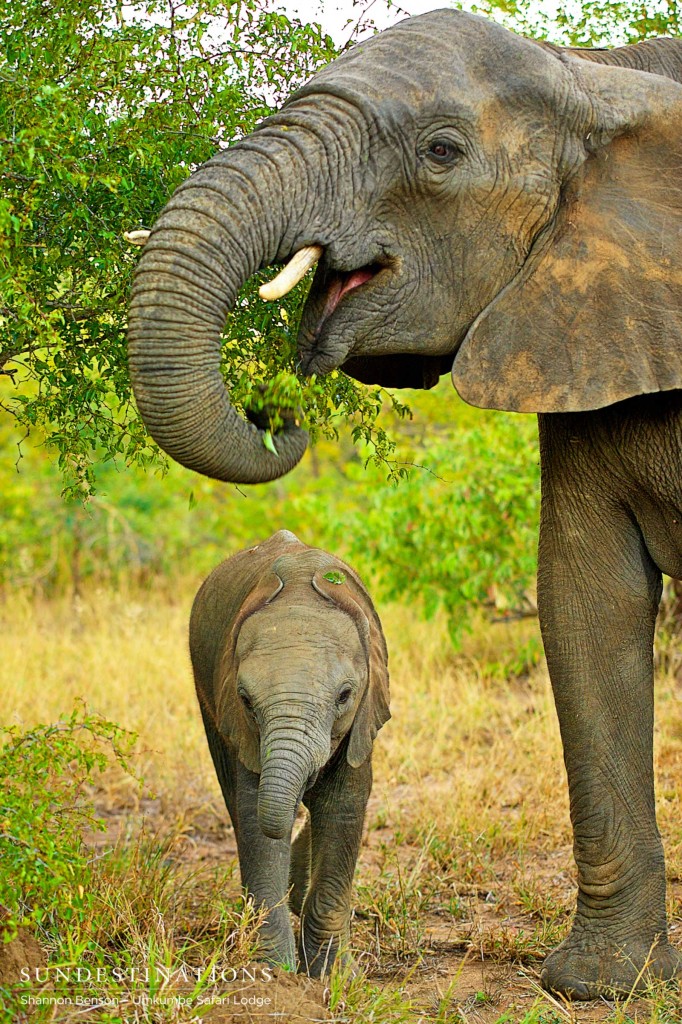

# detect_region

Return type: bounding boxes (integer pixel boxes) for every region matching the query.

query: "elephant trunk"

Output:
[127,126,326,484]
[257,713,329,840]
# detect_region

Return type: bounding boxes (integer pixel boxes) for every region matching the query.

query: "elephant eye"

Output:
[337,684,353,708]
[427,139,461,164]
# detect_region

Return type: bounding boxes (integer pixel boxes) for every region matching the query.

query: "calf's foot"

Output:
[255,907,297,971]
[298,911,350,978]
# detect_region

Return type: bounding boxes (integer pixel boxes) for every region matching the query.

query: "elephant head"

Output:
[216,553,389,840]
[127,10,682,483]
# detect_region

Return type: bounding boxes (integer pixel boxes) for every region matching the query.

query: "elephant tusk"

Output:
[259,245,323,301]
[124,229,151,246]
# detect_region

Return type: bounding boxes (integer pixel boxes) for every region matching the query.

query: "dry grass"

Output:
[2,585,682,1022]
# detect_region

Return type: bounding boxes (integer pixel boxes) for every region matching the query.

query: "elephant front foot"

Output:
[297,934,339,978]
[298,915,351,978]
[256,941,297,972]
[255,908,297,971]
[298,941,355,979]
[541,929,681,1000]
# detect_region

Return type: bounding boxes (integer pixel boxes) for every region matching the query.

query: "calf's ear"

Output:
[312,567,390,769]
[453,59,682,413]
[217,572,283,774]
[346,618,390,769]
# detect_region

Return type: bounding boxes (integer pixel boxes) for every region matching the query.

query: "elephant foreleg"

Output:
[289,815,311,917]
[299,755,371,977]
[232,761,297,969]
[537,419,680,999]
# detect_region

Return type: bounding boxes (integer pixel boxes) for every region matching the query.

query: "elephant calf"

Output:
[190,530,390,976]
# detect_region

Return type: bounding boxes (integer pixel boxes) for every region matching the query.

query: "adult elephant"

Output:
[128,9,682,1000]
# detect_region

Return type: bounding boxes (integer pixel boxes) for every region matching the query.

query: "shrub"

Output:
[0,704,137,942]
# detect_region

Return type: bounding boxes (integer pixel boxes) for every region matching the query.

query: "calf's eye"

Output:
[337,684,353,708]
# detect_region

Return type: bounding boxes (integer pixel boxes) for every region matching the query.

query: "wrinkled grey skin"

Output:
[190,530,389,976]
[130,10,682,999]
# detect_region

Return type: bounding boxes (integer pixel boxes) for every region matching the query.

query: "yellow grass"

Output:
[2,587,567,839]
[3,584,682,1022]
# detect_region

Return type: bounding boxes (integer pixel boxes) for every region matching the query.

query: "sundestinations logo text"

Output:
[20,964,274,985]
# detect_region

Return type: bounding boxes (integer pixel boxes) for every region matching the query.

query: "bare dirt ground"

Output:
[79,787,682,1024]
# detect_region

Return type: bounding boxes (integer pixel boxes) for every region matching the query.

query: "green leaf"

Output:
[262,430,278,456]
[323,570,346,585]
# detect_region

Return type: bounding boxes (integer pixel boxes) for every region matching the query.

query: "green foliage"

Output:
[343,414,541,644]
[0,396,541,643]
[241,370,302,440]
[0,0,403,493]
[478,0,681,45]
[0,709,272,1018]
[0,703,137,940]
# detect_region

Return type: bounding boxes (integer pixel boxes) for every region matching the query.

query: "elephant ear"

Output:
[452,58,682,413]
[312,566,390,769]
[216,571,284,774]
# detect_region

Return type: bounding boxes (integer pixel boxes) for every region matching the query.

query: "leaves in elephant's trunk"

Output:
[243,373,303,436]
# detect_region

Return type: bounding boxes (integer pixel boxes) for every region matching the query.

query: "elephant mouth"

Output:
[321,263,383,317]
[299,258,390,375]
